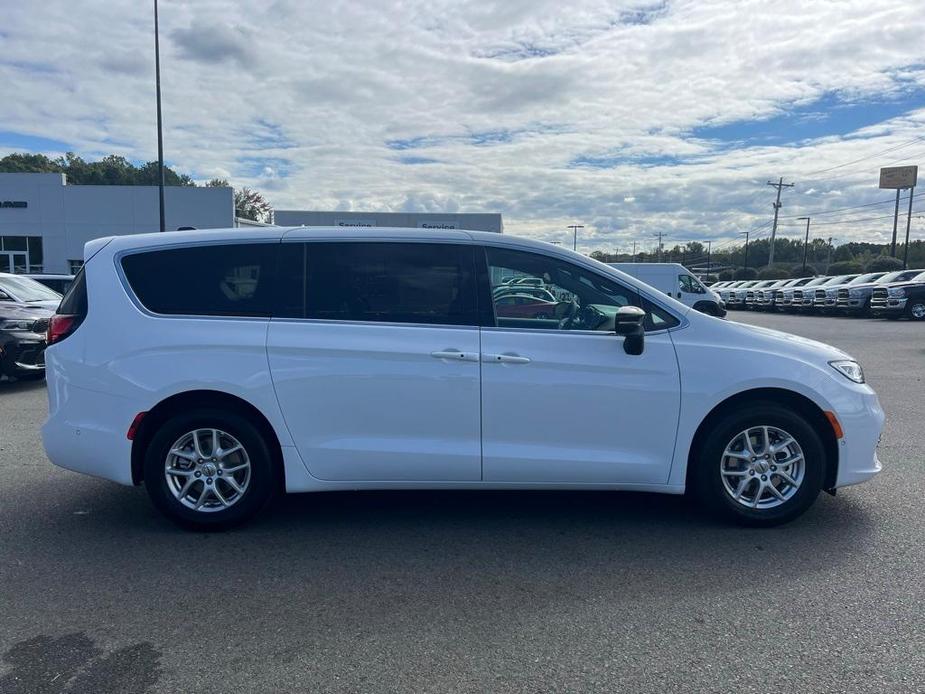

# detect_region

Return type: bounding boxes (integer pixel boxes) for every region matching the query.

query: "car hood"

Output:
[715,318,852,362]
[880,281,925,290]
[0,302,54,321]
[844,282,882,291]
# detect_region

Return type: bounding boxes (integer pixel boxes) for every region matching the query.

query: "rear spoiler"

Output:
[83,237,115,264]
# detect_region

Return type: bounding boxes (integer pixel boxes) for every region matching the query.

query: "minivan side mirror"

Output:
[613,306,646,356]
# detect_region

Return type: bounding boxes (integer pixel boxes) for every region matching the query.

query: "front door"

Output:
[479,246,681,484]
[267,240,483,482]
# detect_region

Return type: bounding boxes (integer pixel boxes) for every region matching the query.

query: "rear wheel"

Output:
[143,409,276,530]
[691,403,825,526]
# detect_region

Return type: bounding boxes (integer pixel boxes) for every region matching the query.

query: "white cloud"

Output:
[1,0,924,251]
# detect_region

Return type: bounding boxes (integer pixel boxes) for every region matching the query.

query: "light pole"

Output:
[797,216,811,274]
[740,231,750,276]
[567,225,584,252]
[154,0,166,232]
[903,186,915,269]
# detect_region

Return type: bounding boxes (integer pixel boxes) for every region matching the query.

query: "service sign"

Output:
[879,165,918,189]
[334,218,376,227]
[417,220,458,229]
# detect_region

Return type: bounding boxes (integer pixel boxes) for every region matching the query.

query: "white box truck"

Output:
[608,263,726,317]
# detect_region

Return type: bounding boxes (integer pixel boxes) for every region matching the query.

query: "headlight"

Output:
[829,360,865,384]
[0,320,33,331]
[889,288,906,297]
[848,289,861,297]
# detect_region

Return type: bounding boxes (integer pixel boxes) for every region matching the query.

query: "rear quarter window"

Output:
[120,243,278,317]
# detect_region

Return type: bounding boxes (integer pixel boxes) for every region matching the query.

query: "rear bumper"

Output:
[42,378,135,485]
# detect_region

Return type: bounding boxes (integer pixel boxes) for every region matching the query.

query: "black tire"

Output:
[690,402,825,526]
[143,408,276,530]
[905,299,925,321]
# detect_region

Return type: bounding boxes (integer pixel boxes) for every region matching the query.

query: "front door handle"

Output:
[431,350,479,362]
[483,353,531,364]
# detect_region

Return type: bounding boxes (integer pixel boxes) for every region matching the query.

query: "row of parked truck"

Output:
[709,268,925,320]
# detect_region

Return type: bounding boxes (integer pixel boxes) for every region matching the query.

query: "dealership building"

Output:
[274,210,503,233]
[0,173,235,275]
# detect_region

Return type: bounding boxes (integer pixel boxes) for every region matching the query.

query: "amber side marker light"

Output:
[824,411,844,439]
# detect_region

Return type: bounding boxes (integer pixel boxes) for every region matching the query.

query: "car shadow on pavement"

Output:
[0,376,46,394]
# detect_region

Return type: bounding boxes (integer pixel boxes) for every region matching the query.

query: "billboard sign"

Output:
[879,166,918,189]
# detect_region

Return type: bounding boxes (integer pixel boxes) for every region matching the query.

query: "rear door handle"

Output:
[431,350,479,362]
[483,353,531,364]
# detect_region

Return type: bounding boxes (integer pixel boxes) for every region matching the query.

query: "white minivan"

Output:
[43,228,884,529]
[608,263,725,316]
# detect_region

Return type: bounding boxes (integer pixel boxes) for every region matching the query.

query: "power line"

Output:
[779,195,910,220]
[801,135,925,177]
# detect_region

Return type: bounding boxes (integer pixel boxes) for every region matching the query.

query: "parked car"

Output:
[742,280,780,310]
[789,276,833,311]
[726,280,760,309]
[608,263,726,316]
[43,228,883,530]
[715,280,746,305]
[754,279,797,310]
[494,294,559,319]
[870,270,925,320]
[810,274,861,313]
[25,274,75,294]
[774,277,816,311]
[0,302,51,381]
[0,273,63,311]
[837,269,925,315]
[493,286,558,303]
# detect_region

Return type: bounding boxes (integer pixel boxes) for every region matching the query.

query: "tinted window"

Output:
[59,267,87,317]
[485,247,679,331]
[289,242,478,326]
[121,243,278,317]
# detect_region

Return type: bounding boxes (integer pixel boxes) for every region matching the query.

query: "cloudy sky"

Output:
[2,0,924,253]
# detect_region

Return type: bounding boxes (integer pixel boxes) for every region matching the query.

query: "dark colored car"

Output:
[0,303,52,380]
[837,269,925,315]
[870,271,925,321]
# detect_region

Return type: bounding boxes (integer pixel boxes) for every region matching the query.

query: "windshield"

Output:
[0,275,63,302]
[822,275,856,286]
[803,277,829,287]
[849,273,881,284]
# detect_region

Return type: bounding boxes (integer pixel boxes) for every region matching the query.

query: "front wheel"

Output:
[690,403,825,526]
[143,409,277,530]
[906,300,925,321]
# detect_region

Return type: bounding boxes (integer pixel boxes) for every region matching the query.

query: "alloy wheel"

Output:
[720,425,805,510]
[164,428,251,512]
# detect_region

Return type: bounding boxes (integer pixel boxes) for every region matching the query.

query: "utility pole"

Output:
[154,0,166,232]
[797,217,811,274]
[766,177,794,266]
[741,231,750,275]
[652,231,665,262]
[632,240,637,263]
[706,240,712,274]
[826,237,834,270]
[903,186,915,269]
[567,225,584,252]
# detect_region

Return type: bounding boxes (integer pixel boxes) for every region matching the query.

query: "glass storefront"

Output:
[0,236,43,273]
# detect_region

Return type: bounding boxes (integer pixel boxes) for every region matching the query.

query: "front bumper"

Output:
[0,334,47,376]
[833,389,885,488]
[870,297,906,313]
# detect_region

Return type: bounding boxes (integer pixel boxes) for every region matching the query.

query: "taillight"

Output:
[47,314,80,345]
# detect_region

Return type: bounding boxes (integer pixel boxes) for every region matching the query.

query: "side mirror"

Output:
[613,305,646,356]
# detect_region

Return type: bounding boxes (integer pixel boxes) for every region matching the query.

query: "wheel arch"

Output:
[685,387,839,492]
[130,389,285,490]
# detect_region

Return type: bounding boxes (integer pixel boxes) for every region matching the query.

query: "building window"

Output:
[68,259,84,274]
[0,236,43,273]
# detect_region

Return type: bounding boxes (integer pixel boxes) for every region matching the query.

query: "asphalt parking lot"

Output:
[1,312,923,693]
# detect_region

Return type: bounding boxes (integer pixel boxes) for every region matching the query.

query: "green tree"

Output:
[758,267,790,279]
[792,264,817,277]
[866,255,904,272]
[207,178,272,223]
[826,260,863,275]
[734,267,757,280]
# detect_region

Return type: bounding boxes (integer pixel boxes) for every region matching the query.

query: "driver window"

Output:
[679,274,699,293]
[486,247,640,331]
